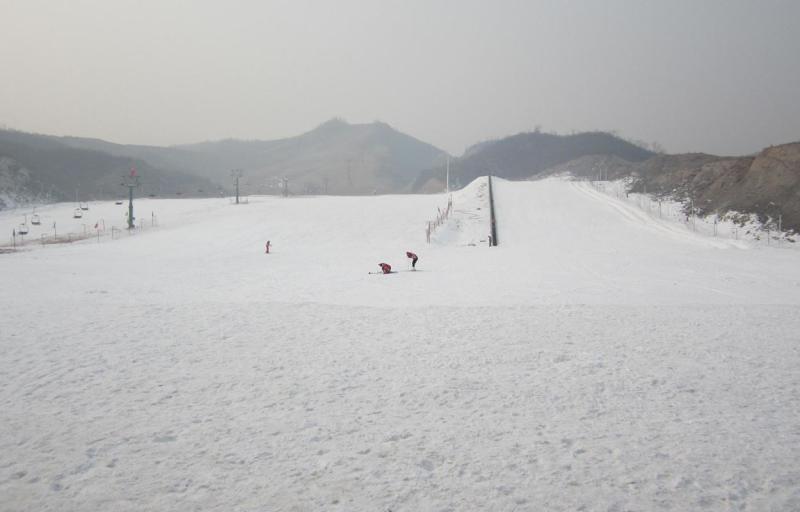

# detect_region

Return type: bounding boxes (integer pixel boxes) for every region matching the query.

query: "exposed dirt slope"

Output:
[542,142,800,232]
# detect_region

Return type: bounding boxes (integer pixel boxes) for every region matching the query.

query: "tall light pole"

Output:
[445,156,450,193]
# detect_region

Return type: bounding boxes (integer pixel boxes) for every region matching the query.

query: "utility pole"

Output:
[231,169,243,204]
[122,165,140,230]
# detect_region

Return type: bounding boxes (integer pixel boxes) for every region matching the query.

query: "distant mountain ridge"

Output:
[413,130,654,192]
[0,119,449,207]
[4,120,798,233]
[0,130,217,209]
[19,119,448,196]
[171,118,448,194]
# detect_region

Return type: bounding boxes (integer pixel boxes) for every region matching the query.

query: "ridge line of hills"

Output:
[1,120,798,231]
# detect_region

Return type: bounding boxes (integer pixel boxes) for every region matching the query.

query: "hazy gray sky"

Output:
[1,0,798,156]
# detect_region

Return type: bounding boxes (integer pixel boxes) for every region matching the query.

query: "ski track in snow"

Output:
[1,177,800,511]
[570,181,740,250]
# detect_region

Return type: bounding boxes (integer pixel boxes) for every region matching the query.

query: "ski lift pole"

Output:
[122,169,139,230]
[231,169,243,204]
[128,184,135,229]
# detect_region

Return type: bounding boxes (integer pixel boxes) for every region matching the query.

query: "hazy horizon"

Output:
[1,0,798,157]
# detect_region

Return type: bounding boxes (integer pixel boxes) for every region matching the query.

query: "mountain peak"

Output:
[311,118,350,133]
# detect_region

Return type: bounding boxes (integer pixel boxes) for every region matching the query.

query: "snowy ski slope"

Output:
[1,177,799,511]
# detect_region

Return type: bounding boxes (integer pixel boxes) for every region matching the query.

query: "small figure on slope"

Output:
[265,240,271,254]
[378,262,392,274]
[406,251,418,270]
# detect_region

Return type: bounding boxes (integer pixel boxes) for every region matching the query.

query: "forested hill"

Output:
[0,130,217,209]
[412,131,654,192]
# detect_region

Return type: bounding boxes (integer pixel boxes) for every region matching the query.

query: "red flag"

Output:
[130,165,137,177]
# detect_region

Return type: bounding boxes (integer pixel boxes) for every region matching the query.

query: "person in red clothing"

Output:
[378,262,392,274]
[406,251,418,270]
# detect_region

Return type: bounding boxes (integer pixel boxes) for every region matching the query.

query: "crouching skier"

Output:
[406,251,418,270]
[378,262,392,274]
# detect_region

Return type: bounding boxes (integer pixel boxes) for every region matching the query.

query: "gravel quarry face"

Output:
[2,178,800,511]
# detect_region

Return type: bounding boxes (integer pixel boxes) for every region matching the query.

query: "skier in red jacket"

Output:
[378,262,392,274]
[406,251,418,270]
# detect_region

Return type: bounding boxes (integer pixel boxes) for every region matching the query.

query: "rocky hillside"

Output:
[539,142,800,233]
[627,143,800,232]
[413,131,654,192]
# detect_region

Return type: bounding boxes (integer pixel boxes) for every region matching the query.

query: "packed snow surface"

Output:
[1,177,799,511]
